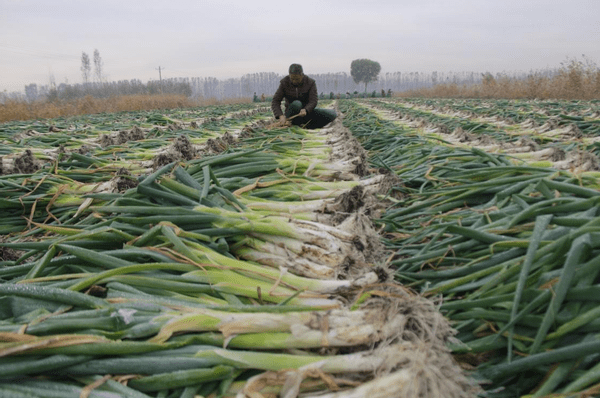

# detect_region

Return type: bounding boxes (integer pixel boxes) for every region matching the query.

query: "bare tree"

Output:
[46,72,58,101]
[81,52,91,84]
[93,49,103,83]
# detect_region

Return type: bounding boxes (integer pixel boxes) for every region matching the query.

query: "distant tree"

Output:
[81,52,91,84]
[46,73,58,102]
[350,59,381,93]
[24,83,38,102]
[93,49,103,83]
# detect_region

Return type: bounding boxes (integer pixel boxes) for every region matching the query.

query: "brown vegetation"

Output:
[399,58,600,100]
[0,94,251,123]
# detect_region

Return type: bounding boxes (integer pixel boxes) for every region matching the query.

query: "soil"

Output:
[374,265,391,282]
[0,236,23,262]
[151,134,198,169]
[0,246,23,262]
[116,130,130,145]
[333,185,366,215]
[202,132,237,155]
[340,213,388,268]
[239,119,271,137]
[173,134,197,160]
[152,151,180,169]
[129,126,145,141]
[221,131,236,145]
[114,168,139,192]
[239,126,255,139]
[86,285,108,298]
[549,147,566,161]
[539,118,559,132]
[76,145,91,155]
[13,150,42,174]
[563,124,583,139]
[438,124,451,134]
[517,137,540,151]
[205,138,224,154]
[99,126,147,148]
[569,150,600,171]
[353,154,369,177]
[456,130,476,143]
[376,173,405,200]
[100,134,115,148]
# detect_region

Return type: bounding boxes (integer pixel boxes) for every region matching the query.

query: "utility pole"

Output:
[156,66,164,94]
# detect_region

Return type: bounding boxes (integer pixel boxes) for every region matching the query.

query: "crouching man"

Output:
[271,63,337,129]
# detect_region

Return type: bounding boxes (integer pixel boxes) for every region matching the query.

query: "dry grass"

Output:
[0,94,251,123]
[398,59,600,100]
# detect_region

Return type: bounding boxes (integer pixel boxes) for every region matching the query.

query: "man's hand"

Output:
[298,109,307,117]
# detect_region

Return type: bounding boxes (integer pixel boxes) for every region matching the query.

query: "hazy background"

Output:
[1,0,599,94]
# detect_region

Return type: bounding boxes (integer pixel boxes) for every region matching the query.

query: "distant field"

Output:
[368,97,600,172]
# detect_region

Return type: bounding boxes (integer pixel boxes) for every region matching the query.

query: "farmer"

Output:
[271,63,337,129]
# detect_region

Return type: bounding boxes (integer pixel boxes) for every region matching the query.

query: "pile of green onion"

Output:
[339,99,600,398]
[0,103,476,397]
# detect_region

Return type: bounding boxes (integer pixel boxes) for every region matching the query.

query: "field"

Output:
[1,97,600,397]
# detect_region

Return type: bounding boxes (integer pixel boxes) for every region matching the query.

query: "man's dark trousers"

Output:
[285,100,337,129]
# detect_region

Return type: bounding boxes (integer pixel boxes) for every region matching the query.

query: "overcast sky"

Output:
[1,0,599,93]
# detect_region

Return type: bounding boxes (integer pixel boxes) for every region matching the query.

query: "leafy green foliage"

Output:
[350,59,381,92]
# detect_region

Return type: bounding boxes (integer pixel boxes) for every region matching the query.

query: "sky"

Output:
[1,0,599,93]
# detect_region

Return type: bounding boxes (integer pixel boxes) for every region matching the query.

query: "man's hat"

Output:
[289,64,303,74]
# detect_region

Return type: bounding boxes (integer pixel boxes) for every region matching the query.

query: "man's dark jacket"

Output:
[271,75,318,118]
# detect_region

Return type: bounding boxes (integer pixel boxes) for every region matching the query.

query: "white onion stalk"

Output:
[232,232,370,280]
[243,197,335,214]
[249,232,349,264]
[223,342,477,398]
[150,300,404,346]
[194,205,355,247]
[234,246,338,279]
[183,240,378,294]
[235,176,386,201]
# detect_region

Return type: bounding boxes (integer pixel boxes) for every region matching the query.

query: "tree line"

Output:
[3,68,561,104]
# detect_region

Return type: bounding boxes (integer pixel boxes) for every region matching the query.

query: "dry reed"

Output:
[0,94,251,123]
[398,59,600,100]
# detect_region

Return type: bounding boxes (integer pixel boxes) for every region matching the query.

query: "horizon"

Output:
[0,62,573,97]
